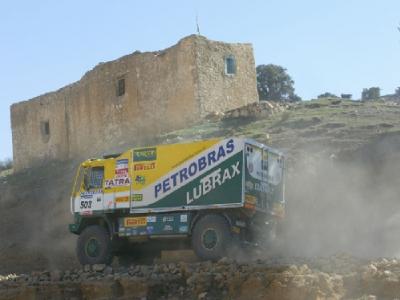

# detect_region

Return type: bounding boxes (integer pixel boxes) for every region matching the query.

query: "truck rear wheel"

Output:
[192,214,231,261]
[76,225,113,265]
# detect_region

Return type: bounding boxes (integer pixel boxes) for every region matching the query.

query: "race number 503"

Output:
[80,200,92,209]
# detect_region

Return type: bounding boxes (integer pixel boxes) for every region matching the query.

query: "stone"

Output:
[92,264,106,272]
[104,266,113,276]
[198,291,207,299]
[50,270,62,282]
[218,257,231,265]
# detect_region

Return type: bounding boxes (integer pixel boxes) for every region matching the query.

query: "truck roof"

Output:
[83,137,284,165]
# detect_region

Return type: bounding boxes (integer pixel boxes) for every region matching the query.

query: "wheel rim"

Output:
[85,237,100,258]
[202,229,218,250]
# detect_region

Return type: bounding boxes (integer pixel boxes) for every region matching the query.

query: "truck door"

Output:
[80,167,104,213]
[244,143,268,210]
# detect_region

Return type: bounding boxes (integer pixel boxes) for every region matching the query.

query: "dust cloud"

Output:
[278,132,400,258]
[2,133,400,275]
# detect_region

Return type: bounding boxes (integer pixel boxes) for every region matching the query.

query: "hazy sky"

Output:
[0,0,399,160]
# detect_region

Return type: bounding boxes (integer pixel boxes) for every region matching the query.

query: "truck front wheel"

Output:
[76,225,113,265]
[192,214,231,261]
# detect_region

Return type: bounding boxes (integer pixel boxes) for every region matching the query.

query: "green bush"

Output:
[0,158,13,171]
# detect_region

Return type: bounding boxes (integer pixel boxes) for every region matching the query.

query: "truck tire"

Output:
[76,225,113,265]
[192,214,231,261]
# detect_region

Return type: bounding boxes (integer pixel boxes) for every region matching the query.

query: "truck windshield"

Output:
[84,167,104,190]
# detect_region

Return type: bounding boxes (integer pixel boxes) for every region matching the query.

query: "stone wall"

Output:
[11,35,258,170]
[195,37,258,116]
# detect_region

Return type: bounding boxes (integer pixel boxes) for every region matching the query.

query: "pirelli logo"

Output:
[124,217,147,227]
[115,196,129,203]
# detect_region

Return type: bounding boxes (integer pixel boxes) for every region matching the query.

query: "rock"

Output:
[140,265,150,276]
[218,257,231,265]
[83,265,91,272]
[50,270,62,282]
[92,264,106,272]
[104,266,113,276]
[198,291,207,299]
[383,270,392,277]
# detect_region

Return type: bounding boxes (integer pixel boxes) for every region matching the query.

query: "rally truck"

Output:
[69,137,285,265]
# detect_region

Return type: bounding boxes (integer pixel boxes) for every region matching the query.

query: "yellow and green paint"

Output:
[70,137,285,237]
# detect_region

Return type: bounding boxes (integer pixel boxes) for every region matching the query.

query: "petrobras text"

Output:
[154,139,235,198]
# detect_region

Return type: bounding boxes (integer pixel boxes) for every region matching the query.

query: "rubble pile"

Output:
[205,101,288,121]
[2,255,400,300]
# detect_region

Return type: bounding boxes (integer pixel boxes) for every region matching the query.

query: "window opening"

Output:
[225,55,236,75]
[117,78,125,96]
[40,120,50,142]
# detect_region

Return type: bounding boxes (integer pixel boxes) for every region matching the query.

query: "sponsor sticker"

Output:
[254,182,268,193]
[105,177,131,188]
[146,226,154,234]
[180,214,188,223]
[162,216,174,222]
[179,225,188,233]
[116,159,129,178]
[186,161,241,205]
[135,175,146,185]
[154,139,235,199]
[80,190,101,199]
[163,225,173,231]
[115,196,129,203]
[245,181,254,191]
[80,210,93,216]
[133,162,156,171]
[133,148,157,162]
[131,194,143,202]
[245,194,257,204]
[124,217,147,227]
[147,216,156,223]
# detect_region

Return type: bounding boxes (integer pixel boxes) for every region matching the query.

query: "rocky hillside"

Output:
[1,98,400,299]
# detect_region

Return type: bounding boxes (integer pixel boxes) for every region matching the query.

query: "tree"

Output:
[0,158,13,171]
[256,64,301,102]
[317,92,338,99]
[361,87,380,100]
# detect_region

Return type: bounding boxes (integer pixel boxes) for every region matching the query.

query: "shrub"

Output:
[0,158,13,171]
